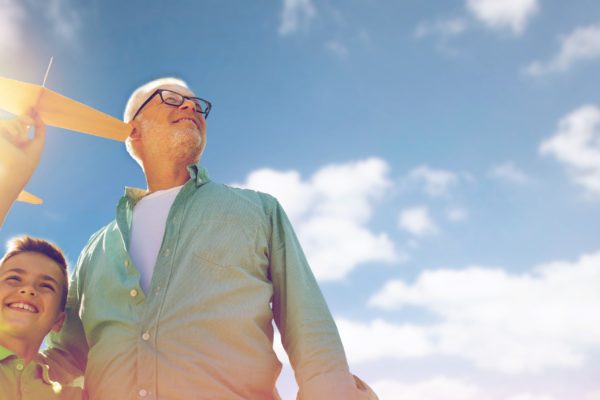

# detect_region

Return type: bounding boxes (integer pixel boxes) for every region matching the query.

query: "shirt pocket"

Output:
[192,217,259,269]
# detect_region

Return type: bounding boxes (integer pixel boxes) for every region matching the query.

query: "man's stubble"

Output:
[140,119,203,167]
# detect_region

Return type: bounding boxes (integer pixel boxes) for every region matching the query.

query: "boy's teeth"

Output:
[9,302,38,313]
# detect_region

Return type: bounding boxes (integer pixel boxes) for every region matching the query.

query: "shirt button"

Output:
[16,363,24,371]
[164,248,170,256]
[130,289,138,297]
[139,389,148,397]
[124,260,130,267]
[142,332,150,341]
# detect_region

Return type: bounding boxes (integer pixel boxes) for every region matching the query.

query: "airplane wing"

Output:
[0,76,132,204]
[17,191,43,205]
[0,76,131,141]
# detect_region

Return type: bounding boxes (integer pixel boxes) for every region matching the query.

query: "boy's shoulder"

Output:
[0,347,82,399]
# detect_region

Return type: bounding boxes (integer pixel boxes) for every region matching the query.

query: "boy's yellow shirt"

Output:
[0,344,82,400]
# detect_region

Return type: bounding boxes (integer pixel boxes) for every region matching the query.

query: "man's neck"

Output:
[0,334,41,363]
[143,161,190,193]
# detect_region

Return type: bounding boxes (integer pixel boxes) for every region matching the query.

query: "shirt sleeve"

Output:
[268,199,378,400]
[45,247,90,377]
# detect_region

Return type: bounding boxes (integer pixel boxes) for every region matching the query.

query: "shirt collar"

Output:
[0,344,14,361]
[123,163,210,203]
[0,345,55,385]
[186,163,210,187]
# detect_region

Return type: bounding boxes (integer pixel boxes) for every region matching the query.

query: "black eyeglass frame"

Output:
[131,89,212,121]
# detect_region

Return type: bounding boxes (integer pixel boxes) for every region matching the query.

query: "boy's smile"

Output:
[7,302,39,313]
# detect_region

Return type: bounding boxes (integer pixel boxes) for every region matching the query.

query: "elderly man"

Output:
[48,78,377,399]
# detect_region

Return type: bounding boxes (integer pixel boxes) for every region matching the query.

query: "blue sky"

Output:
[1,1,600,399]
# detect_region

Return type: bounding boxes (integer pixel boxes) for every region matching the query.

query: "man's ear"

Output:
[128,120,141,141]
[51,311,66,333]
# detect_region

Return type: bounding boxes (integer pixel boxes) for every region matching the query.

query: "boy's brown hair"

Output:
[0,236,69,310]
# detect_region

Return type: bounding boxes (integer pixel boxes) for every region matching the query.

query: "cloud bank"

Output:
[365,250,600,373]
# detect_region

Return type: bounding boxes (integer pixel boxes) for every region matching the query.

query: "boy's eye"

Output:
[5,275,20,283]
[39,283,56,292]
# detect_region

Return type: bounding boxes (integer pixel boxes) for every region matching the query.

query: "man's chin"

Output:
[142,125,203,165]
[169,134,202,164]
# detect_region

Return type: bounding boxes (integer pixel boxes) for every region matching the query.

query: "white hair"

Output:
[123,77,191,123]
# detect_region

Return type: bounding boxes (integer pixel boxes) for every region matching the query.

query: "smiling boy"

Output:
[1,111,81,399]
[0,236,81,399]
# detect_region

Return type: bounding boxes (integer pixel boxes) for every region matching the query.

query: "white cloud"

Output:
[398,206,439,237]
[368,250,600,374]
[42,0,81,42]
[414,18,469,39]
[409,165,459,197]
[488,162,529,184]
[325,40,349,58]
[336,318,434,364]
[369,280,413,310]
[279,0,317,35]
[416,0,537,44]
[233,158,400,281]
[372,376,484,400]
[466,0,539,35]
[236,169,314,221]
[0,0,26,54]
[0,0,80,56]
[540,105,600,194]
[525,25,600,76]
[447,207,468,222]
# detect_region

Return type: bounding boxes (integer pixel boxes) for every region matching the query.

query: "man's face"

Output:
[134,85,207,166]
[0,252,66,341]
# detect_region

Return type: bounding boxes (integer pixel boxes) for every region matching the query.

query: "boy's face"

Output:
[0,252,66,341]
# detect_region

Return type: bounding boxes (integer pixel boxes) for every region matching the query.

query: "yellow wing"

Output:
[17,190,43,204]
[0,76,131,141]
[0,76,133,205]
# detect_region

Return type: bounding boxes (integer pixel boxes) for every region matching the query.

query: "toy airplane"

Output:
[0,62,131,204]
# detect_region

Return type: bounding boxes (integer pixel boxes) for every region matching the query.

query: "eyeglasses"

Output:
[131,89,212,121]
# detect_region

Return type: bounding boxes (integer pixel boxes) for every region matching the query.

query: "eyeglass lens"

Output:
[160,90,208,114]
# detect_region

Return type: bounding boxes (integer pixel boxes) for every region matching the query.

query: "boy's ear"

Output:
[51,312,66,333]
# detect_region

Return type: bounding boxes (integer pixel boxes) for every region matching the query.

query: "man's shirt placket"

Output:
[119,184,191,400]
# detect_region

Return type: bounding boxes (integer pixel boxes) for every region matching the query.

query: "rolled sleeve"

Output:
[268,200,378,399]
[298,371,379,400]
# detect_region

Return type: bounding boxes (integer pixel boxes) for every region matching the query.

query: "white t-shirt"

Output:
[130,185,183,293]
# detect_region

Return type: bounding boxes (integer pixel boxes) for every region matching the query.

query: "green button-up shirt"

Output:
[0,345,81,400]
[47,165,374,400]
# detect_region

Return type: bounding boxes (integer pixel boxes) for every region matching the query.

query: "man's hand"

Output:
[0,109,46,226]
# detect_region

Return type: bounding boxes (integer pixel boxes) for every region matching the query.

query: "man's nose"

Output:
[178,98,196,111]
[19,286,37,296]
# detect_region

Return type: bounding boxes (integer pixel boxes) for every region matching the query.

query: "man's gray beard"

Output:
[141,120,203,165]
